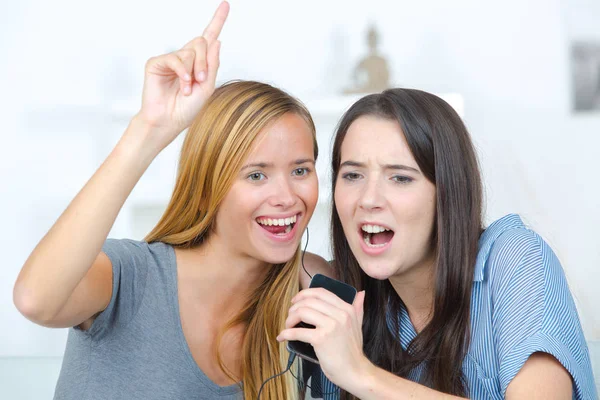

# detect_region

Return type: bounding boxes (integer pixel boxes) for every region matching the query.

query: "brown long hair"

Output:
[145,80,317,399]
[331,89,482,397]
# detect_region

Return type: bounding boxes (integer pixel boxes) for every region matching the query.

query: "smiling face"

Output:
[334,115,437,281]
[213,112,318,265]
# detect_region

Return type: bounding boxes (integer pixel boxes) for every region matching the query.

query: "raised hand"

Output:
[134,1,230,152]
[13,2,230,337]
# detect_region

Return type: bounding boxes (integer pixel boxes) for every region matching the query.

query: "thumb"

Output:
[354,290,365,326]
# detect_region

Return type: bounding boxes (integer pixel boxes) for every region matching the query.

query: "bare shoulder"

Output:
[299,252,336,289]
[302,252,335,277]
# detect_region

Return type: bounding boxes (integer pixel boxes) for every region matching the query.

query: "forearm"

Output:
[14,117,161,319]
[348,362,467,400]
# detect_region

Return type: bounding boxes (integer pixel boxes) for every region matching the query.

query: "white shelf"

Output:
[107,91,464,123]
[25,93,463,245]
[303,92,464,118]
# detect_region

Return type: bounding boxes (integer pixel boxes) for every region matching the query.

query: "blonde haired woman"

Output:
[13,2,322,399]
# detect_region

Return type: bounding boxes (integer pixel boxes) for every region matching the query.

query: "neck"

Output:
[181,234,271,317]
[388,258,435,333]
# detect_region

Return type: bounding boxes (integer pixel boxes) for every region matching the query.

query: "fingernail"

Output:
[197,71,206,82]
[184,86,191,95]
[276,335,282,342]
[184,73,191,81]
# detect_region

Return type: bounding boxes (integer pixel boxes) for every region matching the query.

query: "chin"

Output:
[358,260,396,281]
[259,247,298,265]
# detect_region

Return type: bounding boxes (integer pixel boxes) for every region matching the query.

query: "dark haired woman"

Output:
[278,89,597,399]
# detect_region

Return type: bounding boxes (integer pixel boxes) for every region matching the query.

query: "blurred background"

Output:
[1,0,599,398]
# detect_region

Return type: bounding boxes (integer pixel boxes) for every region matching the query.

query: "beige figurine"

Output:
[344,25,390,94]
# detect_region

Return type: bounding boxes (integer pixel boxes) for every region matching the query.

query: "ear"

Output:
[354,290,366,326]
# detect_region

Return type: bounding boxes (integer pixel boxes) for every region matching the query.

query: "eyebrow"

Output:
[241,159,315,171]
[340,160,420,173]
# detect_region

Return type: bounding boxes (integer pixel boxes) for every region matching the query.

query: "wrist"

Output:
[114,116,164,168]
[121,115,172,159]
[345,356,379,398]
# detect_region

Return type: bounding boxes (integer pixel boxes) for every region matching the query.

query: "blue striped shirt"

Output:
[321,214,597,399]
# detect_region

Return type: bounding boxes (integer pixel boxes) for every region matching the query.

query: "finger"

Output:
[205,40,221,86]
[277,327,318,344]
[202,1,230,43]
[289,297,345,320]
[285,307,331,329]
[354,290,365,326]
[293,287,353,312]
[150,54,192,94]
[173,49,195,94]
[190,37,207,82]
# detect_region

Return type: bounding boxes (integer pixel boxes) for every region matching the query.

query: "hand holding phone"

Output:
[286,274,357,364]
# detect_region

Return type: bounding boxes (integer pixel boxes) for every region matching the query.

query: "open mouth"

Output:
[361,224,395,248]
[256,214,298,236]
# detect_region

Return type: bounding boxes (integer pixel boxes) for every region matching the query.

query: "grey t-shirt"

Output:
[53,239,243,400]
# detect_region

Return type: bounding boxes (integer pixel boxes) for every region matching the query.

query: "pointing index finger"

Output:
[202,1,230,43]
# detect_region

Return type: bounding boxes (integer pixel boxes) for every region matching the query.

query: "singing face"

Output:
[214,112,319,264]
[334,115,437,281]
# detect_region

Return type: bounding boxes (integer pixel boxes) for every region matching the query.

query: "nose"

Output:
[268,177,297,209]
[358,177,384,212]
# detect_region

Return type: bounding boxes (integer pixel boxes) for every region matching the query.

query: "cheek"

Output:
[419,187,437,232]
[336,179,362,206]
[216,201,240,232]
[394,191,436,243]
[299,178,319,210]
[218,187,256,227]
[401,202,428,223]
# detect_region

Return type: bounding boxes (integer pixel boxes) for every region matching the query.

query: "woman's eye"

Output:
[392,175,413,184]
[248,172,266,181]
[342,172,361,181]
[292,167,309,177]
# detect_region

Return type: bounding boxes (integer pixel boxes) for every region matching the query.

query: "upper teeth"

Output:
[361,224,389,233]
[257,215,297,226]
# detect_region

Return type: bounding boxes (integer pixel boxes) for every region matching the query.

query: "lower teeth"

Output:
[274,224,293,235]
[363,233,387,248]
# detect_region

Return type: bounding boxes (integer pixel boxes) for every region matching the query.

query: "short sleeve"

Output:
[82,238,150,340]
[490,231,596,399]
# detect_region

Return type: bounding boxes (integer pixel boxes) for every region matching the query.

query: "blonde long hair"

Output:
[145,80,317,399]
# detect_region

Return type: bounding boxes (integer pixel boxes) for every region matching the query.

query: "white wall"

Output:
[1,0,599,394]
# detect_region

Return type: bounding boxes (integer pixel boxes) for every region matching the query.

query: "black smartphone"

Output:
[286,274,357,364]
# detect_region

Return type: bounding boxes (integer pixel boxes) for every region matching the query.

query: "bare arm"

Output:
[13,2,230,328]
[352,352,571,400]
[505,352,572,399]
[13,126,160,327]
[352,362,463,400]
